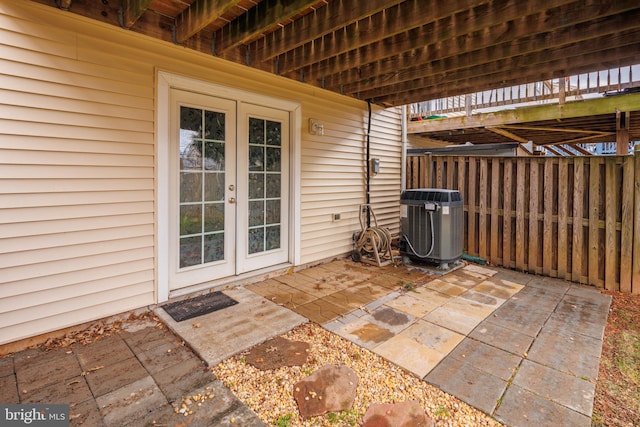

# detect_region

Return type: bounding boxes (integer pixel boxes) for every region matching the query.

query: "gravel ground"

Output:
[211,322,502,426]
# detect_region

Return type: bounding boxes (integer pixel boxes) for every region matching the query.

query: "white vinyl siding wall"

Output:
[0,1,402,344]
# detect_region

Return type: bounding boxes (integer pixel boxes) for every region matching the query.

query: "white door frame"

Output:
[156,71,301,303]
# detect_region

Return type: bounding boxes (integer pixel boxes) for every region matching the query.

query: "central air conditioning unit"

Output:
[400,188,463,268]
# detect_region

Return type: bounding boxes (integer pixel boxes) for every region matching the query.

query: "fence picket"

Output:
[491,158,501,264]
[543,160,554,276]
[588,157,601,287]
[468,159,477,256]
[503,159,513,268]
[516,158,526,271]
[529,160,540,274]
[572,158,585,283]
[479,158,488,260]
[604,157,618,290]
[557,159,569,280]
[620,156,634,292]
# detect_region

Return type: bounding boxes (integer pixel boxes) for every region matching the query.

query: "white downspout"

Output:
[401,105,407,191]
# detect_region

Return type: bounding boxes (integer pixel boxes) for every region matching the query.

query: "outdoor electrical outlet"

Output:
[309,118,324,135]
[332,213,341,222]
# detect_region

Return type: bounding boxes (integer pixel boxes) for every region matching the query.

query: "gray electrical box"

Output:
[400,188,463,267]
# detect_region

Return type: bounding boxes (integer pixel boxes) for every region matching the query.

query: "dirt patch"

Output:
[593,291,640,426]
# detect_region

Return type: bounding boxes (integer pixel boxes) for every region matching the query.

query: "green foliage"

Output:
[326,410,359,426]
[434,405,451,418]
[274,413,293,427]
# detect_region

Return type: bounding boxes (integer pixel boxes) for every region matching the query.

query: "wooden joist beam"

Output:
[486,127,529,143]
[174,0,242,44]
[356,35,640,102]
[552,133,616,146]
[500,125,613,136]
[378,48,640,106]
[249,0,405,63]
[554,145,579,156]
[212,0,320,54]
[276,0,574,75]
[408,92,640,133]
[543,145,565,156]
[566,143,593,156]
[329,14,640,94]
[121,0,154,29]
[301,0,637,88]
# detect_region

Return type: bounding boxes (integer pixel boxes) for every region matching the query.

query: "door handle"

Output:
[228,197,236,204]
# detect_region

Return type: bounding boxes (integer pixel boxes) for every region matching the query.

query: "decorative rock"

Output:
[293,364,358,418]
[362,401,435,427]
[244,336,310,370]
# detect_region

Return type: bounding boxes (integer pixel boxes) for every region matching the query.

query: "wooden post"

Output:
[620,155,634,293]
[478,159,488,260]
[515,158,526,271]
[572,158,585,283]
[557,159,569,280]
[633,146,640,293]
[616,110,630,155]
[543,159,554,276]
[465,94,472,117]
[503,159,513,268]
[588,157,601,287]
[559,77,566,105]
[604,157,618,290]
[529,160,540,274]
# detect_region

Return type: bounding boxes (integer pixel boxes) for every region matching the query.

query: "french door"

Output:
[169,89,289,290]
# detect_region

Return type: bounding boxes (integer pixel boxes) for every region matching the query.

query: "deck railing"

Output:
[405,149,640,294]
[408,65,640,118]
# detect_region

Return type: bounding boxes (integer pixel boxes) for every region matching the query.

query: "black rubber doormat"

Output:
[162,291,238,322]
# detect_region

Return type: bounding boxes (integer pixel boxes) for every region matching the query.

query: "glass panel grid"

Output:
[179,106,225,268]
[248,117,282,254]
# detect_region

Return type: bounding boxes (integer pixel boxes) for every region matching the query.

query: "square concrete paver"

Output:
[423,278,468,296]
[329,317,396,350]
[495,384,591,427]
[246,279,316,308]
[83,356,148,398]
[425,356,507,415]
[400,319,465,355]
[509,286,564,312]
[469,321,535,356]
[384,293,437,318]
[21,374,92,405]
[473,277,524,300]
[526,328,602,380]
[487,302,553,337]
[423,303,486,335]
[513,359,595,416]
[95,376,167,426]
[16,350,82,392]
[73,335,134,370]
[448,338,521,381]
[374,334,446,378]
[0,375,18,403]
[440,271,483,288]
[409,286,453,306]
[294,298,347,324]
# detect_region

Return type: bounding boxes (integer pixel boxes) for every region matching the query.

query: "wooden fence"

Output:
[406,150,640,293]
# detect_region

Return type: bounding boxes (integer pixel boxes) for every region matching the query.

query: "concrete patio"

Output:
[0,259,611,426]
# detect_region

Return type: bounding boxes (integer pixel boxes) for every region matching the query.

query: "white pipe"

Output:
[401,105,407,191]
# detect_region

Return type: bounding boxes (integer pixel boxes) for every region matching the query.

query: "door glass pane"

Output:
[247,117,282,254]
[179,106,226,267]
